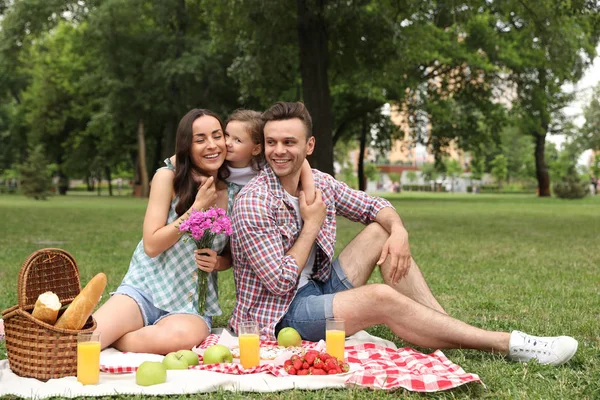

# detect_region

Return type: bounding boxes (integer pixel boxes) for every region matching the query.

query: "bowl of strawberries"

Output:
[282,350,352,376]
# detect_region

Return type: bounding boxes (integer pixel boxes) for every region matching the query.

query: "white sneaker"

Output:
[508,330,578,366]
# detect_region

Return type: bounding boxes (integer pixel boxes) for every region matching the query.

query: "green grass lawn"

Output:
[1,192,599,399]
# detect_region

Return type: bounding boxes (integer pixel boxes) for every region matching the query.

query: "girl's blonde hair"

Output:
[226,109,264,171]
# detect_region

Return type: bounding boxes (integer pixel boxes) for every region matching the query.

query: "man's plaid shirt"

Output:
[229,165,393,339]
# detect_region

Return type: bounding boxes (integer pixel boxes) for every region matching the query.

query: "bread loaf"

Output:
[55,272,107,330]
[31,291,61,325]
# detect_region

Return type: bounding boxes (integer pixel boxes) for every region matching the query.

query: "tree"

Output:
[553,165,588,199]
[577,83,600,152]
[444,159,463,192]
[482,0,600,196]
[403,171,417,191]
[18,144,53,200]
[490,154,508,190]
[206,0,407,175]
[470,156,486,182]
[420,162,440,191]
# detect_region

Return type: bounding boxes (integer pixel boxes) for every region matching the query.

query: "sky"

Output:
[553,44,600,166]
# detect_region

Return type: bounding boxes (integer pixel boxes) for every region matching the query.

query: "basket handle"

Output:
[18,248,82,309]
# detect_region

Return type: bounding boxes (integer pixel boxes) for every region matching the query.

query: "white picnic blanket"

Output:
[0,330,396,398]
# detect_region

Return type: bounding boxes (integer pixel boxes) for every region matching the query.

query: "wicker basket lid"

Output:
[18,248,82,310]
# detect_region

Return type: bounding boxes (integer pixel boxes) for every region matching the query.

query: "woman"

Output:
[94,109,239,354]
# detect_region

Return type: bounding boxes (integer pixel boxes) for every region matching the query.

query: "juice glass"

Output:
[326,318,345,361]
[77,332,101,385]
[238,321,260,369]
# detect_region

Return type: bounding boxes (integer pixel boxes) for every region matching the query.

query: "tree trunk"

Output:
[296,0,334,176]
[534,134,550,196]
[161,118,176,162]
[358,117,367,191]
[137,119,150,197]
[105,166,113,196]
[86,175,94,191]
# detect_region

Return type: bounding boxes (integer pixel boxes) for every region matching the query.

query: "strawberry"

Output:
[290,355,300,363]
[327,369,338,375]
[297,369,309,376]
[284,359,292,367]
[335,366,342,374]
[341,362,350,373]
[312,367,326,375]
[313,358,324,369]
[302,361,309,369]
[318,352,330,362]
[324,359,337,372]
[304,352,317,366]
[285,365,297,375]
[293,359,303,370]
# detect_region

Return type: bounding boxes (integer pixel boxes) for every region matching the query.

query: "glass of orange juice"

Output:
[77,331,101,385]
[238,321,260,369]
[326,318,345,361]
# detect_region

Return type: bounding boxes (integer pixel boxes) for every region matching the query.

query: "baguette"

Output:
[31,291,61,325]
[55,272,107,330]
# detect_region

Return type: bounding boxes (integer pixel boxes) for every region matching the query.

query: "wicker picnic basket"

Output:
[1,248,97,381]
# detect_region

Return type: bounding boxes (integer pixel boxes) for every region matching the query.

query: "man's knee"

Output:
[368,283,399,304]
[363,222,389,242]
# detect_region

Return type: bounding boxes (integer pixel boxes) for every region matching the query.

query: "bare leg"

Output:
[93,294,144,350]
[332,284,509,353]
[380,257,447,314]
[112,314,210,354]
[338,222,446,314]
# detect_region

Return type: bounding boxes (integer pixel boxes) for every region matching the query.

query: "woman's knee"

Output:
[160,319,209,350]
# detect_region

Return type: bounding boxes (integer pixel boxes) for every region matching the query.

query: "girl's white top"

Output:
[227,165,258,186]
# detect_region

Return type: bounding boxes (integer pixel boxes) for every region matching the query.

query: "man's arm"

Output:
[323,172,412,283]
[374,207,412,283]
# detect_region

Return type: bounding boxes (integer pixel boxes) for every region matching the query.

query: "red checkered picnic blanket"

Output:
[101,334,482,392]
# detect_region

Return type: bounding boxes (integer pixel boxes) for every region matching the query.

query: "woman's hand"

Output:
[195,248,218,273]
[193,176,217,210]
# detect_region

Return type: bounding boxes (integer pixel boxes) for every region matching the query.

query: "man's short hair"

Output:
[262,102,313,138]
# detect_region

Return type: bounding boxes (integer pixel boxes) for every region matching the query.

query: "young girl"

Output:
[223,109,315,198]
[94,108,239,354]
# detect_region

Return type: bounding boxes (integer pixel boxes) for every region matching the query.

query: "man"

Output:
[229,101,577,366]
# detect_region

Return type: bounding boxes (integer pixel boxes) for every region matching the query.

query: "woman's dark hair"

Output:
[174,108,229,216]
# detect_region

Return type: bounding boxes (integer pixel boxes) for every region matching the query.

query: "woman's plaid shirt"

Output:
[229,166,393,339]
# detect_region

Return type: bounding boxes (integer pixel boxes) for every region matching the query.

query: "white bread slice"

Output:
[31,291,62,325]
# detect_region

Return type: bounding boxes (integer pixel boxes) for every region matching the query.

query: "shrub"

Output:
[553,167,589,199]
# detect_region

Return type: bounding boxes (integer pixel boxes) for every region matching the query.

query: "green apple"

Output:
[277,327,302,347]
[136,361,167,386]
[162,352,189,370]
[176,350,199,366]
[202,344,233,365]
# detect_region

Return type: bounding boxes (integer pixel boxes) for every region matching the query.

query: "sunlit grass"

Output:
[1,192,599,399]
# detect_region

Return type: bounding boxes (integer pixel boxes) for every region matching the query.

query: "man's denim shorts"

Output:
[275,258,353,342]
[113,284,212,331]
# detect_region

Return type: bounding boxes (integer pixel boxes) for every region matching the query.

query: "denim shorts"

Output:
[113,284,212,331]
[275,258,353,342]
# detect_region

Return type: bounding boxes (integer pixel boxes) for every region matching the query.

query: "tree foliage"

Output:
[18,144,53,199]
